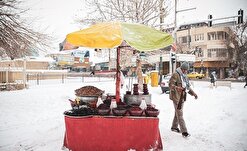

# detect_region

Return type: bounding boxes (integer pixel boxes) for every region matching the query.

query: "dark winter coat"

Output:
[210,74,215,83]
[169,72,196,103]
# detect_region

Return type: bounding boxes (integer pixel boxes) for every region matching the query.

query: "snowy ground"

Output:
[0,77,247,151]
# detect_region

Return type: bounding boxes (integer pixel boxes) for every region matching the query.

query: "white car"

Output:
[160,75,171,94]
[237,76,245,81]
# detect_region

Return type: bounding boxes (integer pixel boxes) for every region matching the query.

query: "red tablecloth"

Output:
[63,116,163,151]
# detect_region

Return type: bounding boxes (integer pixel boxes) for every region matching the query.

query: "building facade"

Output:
[176,23,233,79]
[46,49,92,71]
[92,24,234,79]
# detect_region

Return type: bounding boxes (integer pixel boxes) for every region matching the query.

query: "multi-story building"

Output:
[175,22,234,79]
[92,23,234,79]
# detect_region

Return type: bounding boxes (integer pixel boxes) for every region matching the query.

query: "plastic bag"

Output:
[139,98,147,110]
[110,99,117,109]
[96,97,103,107]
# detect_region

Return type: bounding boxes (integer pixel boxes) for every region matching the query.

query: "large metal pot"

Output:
[124,94,151,105]
[76,96,98,103]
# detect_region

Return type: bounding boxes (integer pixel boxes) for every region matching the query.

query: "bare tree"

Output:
[0,0,52,60]
[78,0,169,90]
[80,0,169,27]
[226,21,247,76]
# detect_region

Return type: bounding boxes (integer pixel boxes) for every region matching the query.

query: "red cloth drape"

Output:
[63,116,163,151]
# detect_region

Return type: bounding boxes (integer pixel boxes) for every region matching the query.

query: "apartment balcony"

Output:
[196,56,229,62]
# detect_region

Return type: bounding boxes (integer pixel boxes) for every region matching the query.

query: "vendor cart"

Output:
[64,116,162,151]
[63,21,173,150]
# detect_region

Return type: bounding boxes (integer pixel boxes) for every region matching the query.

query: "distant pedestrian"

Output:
[210,71,217,86]
[244,75,247,88]
[169,62,198,138]
[90,70,95,76]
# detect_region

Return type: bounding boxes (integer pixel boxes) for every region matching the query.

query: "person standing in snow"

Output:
[90,70,95,76]
[169,62,198,137]
[244,75,247,88]
[210,71,217,86]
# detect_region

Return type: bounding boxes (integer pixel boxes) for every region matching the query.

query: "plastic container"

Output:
[150,71,159,87]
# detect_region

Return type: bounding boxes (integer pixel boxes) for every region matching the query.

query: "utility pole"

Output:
[170,0,196,74]
[170,0,178,74]
[159,0,164,83]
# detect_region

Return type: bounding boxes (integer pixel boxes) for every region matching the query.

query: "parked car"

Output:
[160,74,171,94]
[187,72,205,79]
[237,76,245,81]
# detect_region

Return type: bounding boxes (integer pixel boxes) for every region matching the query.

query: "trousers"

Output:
[171,101,187,133]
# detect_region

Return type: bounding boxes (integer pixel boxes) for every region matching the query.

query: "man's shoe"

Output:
[171,128,180,133]
[182,132,190,137]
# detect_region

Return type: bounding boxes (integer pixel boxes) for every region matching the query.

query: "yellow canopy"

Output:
[66,22,173,51]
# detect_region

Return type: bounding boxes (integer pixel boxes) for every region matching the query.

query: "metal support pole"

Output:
[169,0,178,74]
[159,53,163,84]
[170,0,196,74]
[115,47,121,103]
[159,0,164,81]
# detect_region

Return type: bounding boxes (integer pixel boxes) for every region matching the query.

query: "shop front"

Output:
[193,61,230,79]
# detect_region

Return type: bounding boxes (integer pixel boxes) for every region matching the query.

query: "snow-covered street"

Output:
[0,78,247,151]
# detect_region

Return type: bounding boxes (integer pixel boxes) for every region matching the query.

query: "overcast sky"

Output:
[174,0,247,25]
[22,0,247,52]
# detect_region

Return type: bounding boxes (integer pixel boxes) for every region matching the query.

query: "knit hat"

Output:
[180,62,189,70]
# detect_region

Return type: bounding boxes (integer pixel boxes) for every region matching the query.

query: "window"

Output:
[179,36,187,43]
[207,49,216,57]
[207,48,228,58]
[208,32,216,40]
[195,34,204,41]
[196,48,203,57]
[217,31,223,40]
[217,49,227,57]
[208,50,211,57]
[208,31,229,41]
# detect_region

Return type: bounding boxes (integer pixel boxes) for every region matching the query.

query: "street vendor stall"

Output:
[64,116,162,151]
[63,21,173,150]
